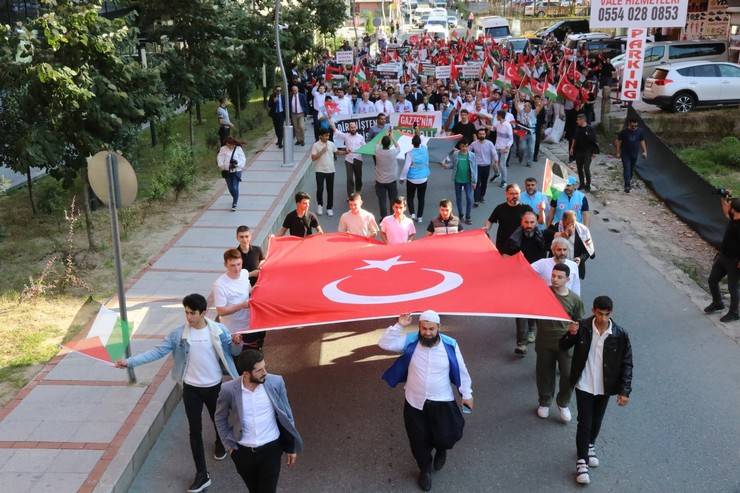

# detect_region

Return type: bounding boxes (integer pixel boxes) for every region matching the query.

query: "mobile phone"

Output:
[462,404,472,414]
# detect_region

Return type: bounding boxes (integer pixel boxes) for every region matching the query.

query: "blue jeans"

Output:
[520,133,535,166]
[454,182,473,220]
[621,154,638,188]
[224,171,242,207]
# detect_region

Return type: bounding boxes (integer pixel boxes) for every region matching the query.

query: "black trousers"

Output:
[272,114,285,146]
[375,181,398,219]
[403,400,464,472]
[709,253,740,313]
[315,172,335,209]
[406,181,428,218]
[218,125,230,146]
[183,383,223,475]
[575,389,609,461]
[575,151,593,187]
[533,125,543,161]
[231,440,282,493]
[474,165,491,202]
[345,159,363,198]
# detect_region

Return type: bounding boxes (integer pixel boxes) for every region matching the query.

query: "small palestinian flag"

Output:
[542,159,568,200]
[62,306,132,365]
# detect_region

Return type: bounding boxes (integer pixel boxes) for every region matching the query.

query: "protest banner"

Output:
[461,62,483,79]
[335,50,354,65]
[422,63,436,77]
[332,112,380,147]
[390,112,443,137]
[376,62,402,74]
[435,65,451,79]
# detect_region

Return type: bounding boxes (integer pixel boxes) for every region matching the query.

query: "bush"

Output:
[679,136,740,171]
[163,142,197,200]
[147,170,171,201]
[36,179,68,216]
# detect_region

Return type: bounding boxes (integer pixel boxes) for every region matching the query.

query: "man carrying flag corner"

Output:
[379,310,473,492]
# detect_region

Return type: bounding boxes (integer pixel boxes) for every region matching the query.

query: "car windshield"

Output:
[486,26,510,38]
[427,19,446,26]
[509,39,528,50]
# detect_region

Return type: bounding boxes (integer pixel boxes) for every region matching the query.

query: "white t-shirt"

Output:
[380,215,416,244]
[183,327,223,387]
[339,209,379,237]
[213,271,251,332]
[311,141,337,173]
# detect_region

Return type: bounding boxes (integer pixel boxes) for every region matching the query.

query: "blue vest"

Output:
[553,190,585,224]
[407,147,430,181]
[382,333,461,390]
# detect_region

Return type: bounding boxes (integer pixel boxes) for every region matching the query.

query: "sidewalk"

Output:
[0,132,316,493]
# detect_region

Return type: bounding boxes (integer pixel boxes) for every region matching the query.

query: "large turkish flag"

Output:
[248,230,570,330]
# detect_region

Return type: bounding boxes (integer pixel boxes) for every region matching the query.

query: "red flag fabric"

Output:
[556,75,580,102]
[249,231,570,330]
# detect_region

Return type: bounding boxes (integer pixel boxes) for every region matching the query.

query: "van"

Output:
[612,40,729,85]
[476,16,511,42]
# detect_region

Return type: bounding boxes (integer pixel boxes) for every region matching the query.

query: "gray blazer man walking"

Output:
[215,349,303,493]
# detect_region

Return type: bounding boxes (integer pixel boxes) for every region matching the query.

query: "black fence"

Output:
[630,106,726,248]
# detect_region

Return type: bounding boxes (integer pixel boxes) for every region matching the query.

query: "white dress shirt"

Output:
[335,95,354,116]
[375,99,394,114]
[379,323,473,410]
[333,130,365,163]
[239,383,281,447]
[530,257,581,296]
[356,99,376,114]
[395,100,414,113]
[576,320,613,396]
[311,86,326,112]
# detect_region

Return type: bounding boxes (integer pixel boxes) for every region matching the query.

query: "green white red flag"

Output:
[542,159,568,199]
[61,306,132,365]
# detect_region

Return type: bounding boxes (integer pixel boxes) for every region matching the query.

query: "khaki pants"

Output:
[290,112,305,144]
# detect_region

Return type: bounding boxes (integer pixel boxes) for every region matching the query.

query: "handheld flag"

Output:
[62,306,132,365]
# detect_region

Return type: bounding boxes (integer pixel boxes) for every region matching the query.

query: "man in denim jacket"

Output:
[116,293,241,493]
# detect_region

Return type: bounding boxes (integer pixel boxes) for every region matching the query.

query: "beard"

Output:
[249,373,266,384]
[523,228,535,237]
[418,330,440,347]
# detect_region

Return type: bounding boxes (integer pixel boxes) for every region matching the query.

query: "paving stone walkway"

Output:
[0,134,315,493]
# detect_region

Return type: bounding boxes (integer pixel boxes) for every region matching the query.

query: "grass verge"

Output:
[0,97,272,404]
[677,136,740,193]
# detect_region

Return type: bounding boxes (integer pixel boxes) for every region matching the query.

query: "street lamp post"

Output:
[274,0,294,167]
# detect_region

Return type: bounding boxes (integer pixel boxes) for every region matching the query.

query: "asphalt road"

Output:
[130,144,740,493]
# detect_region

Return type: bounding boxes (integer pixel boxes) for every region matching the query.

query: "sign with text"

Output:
[435,65,451,79]
[376,62,402,74]
[335,50,354,65]
[333,112,379,147]
[620,28,647,101]
[590,0,688,28]
[461,62,483,79]
[390,112,443,137]
[422,63,436,77]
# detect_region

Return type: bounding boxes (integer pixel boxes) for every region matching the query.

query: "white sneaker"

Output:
[411,213,417,220]
[588,445,599,467]
[327,209,334,217]
[558,406,572,423]
[317,205,323,215]
[417,217,423,223]
[575,459,590,484]
[536,406,549,419]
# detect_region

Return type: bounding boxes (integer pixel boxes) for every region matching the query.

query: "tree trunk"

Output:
[189,104,195,148]
[81,175,97,251]
[235,81,241,122]
[195,101,202,124]
[26,167,36,215]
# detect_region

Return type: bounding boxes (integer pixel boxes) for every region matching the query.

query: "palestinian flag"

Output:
[492,66,510,91]
[518,76,533,98]
[542,159,568,200]
[357,130,403,156]
[325,64,344,81]
[62,306,132,365]
[544,83,559,101]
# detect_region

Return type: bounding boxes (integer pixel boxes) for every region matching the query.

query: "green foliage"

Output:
[364,12,376,35]
[165,143,198,200]
[679,137,740,171]
[147,170,171,201]
[35,180,68,216]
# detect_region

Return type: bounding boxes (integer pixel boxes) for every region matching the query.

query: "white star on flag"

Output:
[355,256,415,272]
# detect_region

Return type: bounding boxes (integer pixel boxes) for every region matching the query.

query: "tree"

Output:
[0,0,166,248]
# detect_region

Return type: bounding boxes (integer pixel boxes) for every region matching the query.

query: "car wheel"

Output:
[537,10,546,16]
[671,92,696,113]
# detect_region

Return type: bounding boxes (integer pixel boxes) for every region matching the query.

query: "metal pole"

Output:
[106,153,136,384]
[274,0,294,167]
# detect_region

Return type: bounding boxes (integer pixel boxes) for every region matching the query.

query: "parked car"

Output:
[447,15,457,28]
[525,0,569,17]
[565,33,624,59]
[535,19,589,41]
[476,16,511,42]
[642,61,740,113]
[505,37,530,54]
[612,40,730,86]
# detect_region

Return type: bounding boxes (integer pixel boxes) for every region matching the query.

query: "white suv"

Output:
[642,61,740,113]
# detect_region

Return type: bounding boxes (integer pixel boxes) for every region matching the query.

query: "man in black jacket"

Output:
[704,195,740,322]
[560,295,632,486]
[569,113,599,192]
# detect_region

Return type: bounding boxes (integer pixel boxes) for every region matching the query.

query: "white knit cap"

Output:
[418,310,440,324]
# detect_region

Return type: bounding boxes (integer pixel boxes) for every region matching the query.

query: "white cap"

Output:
[418,310,440,324]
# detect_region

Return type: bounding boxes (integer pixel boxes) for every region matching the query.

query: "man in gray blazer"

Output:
[215,349,303,493]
